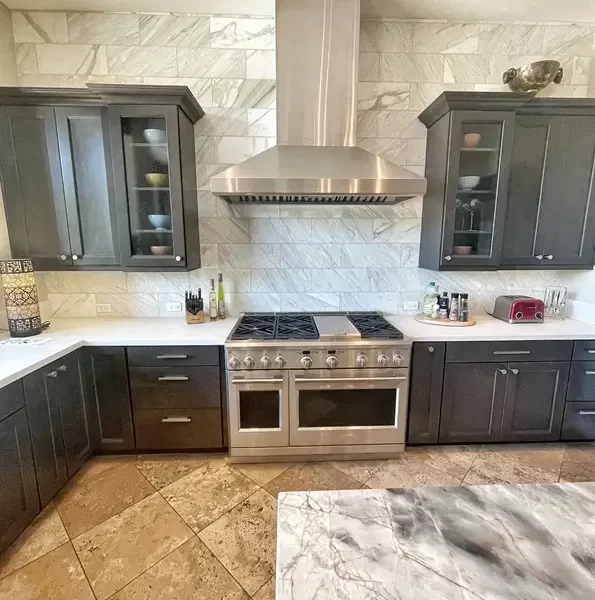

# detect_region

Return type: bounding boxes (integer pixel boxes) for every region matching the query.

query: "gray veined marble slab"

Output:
[276,483,595,600]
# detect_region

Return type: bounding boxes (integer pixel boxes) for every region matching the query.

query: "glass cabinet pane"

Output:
[448,121,504,259]
[121,117,173,258]
[239,390,281,429]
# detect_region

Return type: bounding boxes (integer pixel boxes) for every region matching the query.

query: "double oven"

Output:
[226,345,410,459]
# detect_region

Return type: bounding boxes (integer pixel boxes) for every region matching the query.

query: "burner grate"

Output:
[347,312,404,340]
[275,313,318,340]
[230,314,276,340]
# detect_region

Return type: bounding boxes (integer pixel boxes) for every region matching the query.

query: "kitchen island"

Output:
[276,482,595,599]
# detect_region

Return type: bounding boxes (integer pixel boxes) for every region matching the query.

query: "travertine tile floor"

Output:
[1,443,595,599]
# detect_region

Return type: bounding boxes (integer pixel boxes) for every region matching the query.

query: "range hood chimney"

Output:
[210,0,427,205]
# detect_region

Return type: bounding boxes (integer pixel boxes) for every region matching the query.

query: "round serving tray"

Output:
[414,314,477,327]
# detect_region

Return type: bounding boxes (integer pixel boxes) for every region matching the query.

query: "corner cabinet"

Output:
[0,84,203,272]
[418,93,595,271]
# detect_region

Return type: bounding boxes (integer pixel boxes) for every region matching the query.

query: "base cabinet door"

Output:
[0,408,40,554]
[439,363,507,443]
[84,347,134,452]
[500,362,568,442]
[408,342,445,444]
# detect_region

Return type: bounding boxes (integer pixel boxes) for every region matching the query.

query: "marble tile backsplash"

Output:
[5,7,595,318]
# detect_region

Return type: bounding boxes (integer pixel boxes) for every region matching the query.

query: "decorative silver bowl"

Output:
[502,60,563,92]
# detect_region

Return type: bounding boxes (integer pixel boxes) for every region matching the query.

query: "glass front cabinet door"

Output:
[440,111,515,268]
[109,105,199,270]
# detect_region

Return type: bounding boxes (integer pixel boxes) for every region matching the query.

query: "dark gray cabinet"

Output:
[84,347,135,452]
[407,342,445,444]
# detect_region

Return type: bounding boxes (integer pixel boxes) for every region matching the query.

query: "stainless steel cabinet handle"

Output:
[534,254,544,260]
[498,368,507,374]
[161,417,192,423]
[585,371,595,375]
[57,365,67,372]
[158,376,189,381]
[72,254,79,261]
[46,371,58,378]
[60,254,68,261]
[156,354,188,360]
[493,350,530,355]
[296,376,407,383]
[510,368,519,375]
[175,255,183,262]
[587,350,595,354]
[428,346,435,353]
[231,378,282,384]
[444,255,452,261]
[579,411,595,416]
[545,255,554,260]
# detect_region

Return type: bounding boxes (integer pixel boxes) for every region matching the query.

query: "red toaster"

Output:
[491,295,545,323]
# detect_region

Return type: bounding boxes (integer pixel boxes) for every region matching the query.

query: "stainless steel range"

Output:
[225,312,411,461]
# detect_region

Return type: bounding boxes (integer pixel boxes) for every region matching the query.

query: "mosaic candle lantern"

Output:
[0,259,42,337]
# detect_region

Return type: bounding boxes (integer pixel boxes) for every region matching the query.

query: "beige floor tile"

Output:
[253,577,275,600]
[463,450,558,485]
[199,489,276,596]
[234,462,292,486]
[366,457,460,489]
[110,537,249,600]
[329,460,387,484]
[72,455,131,484]
[73,493,193,600]
[405,445,479,480]
[135,454,213,489]
[560,446,595,482]
[264,463,362,498]
[160,461,260,533]
[0,502,68,580]
[480,444,565,476]
[57,461,155,538]
[0,543,94,600]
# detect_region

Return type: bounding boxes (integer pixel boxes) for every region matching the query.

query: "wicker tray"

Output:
[414,314,476,327]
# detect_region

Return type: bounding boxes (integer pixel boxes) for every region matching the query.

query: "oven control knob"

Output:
[356,354,368,368]
[326,355,339,369]
[243,356,255,368]
[393,354,404,367]
[275,356,287,368]
[260,356,272,368]
[300,356,313,369]
[378,354,390,367]
[228,356,241,369]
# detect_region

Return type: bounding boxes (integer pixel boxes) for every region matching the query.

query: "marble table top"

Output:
[276,482,595,600]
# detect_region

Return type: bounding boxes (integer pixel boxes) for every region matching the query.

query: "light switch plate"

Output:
[167,302,183,312]
[96,303,112,313]
[403,301,419,311]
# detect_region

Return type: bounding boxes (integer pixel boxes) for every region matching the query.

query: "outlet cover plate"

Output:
[96,303,112,313]
[404,301,419,311]
[166,302,183,312]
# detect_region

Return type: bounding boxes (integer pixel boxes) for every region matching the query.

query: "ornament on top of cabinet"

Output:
[502,60,563,92]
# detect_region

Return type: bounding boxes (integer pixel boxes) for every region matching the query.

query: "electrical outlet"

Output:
[404,301,419,312]
[96,303,112,313]
[166,302,183,313]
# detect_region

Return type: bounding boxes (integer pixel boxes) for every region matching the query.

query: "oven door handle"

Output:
[295,376,407,383]
[231,378,283,384]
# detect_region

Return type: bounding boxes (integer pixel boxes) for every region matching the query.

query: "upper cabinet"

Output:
[0,85,203,271]
[418,93,595,271]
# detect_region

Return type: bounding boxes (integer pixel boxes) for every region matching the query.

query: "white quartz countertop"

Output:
[0,317,238,389]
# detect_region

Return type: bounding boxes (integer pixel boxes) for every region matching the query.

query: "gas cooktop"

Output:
[229,312,404,341]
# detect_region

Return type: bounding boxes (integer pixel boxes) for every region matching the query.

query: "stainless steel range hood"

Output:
[210,0,427,205]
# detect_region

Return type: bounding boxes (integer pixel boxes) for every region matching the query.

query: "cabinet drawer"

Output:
[127,346,219,367]
[561,403,595,441]
[446,341,572,363]
[134,408,223,450]
[0,381,25,422]
[130,366,221,410]
[573,341,595,362]
[567,362,595,402]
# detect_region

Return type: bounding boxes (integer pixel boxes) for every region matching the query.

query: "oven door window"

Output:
[239,390,281,430]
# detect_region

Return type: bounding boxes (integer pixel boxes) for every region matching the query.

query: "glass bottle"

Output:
[217,273,226,319]
[459,293,469,322]
[209,279,217,321]
[449,293,459,321]
[423,282,438,315]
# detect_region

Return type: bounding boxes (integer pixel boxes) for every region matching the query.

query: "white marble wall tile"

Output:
[377,110,426,139]
[218,201,280,219]
[444,55,510,84]
[543,24,595,56]
[212,79,275,108]
[68,13,139,45]
[357,110,378,138]
[214,135,256,162]
[571,57,592,85]
[126,272,189,293]
[42,272,127,294]
[201,244,219,267]
[16,44,37,74]
[478,24,544,55]
[197,191,219,217]
[412,23,479,54]
[251,268,310,292]
[139,15,209,47]
[341,204,403,219]
[280,293,340,312]
[194,108,252,136]
[399,290,424,313]
[250,218,311,243]
[340,244,401,268]
[538,84,588,97]
[48,294,96,317]
[246,49,275,79]
[178,48,246,78]
[12,11,68,43]
[141,76,212,106]
[401,196,423,218]
[360,20,413,53]
[107,46,176,76]
[196,164,228,190]
[372,219,421,243]
[195,136,217,163]
[210,18,274,50]
[409,82,476,110]
[340,292,401,314]
[199,217,250,244]
[359,53,379,82]
[157,293,185,318]
[406,139,426,166]
[358,82,410,110]
[226,292,280,314]
[19,74,74,86]
[311,219,373,244]
[401,243,420,267]
[311,269,370,292]
[281,244,341,269]
[219,244,282,268]
[74,74,144,85]
[225,108,276,136]
[189,268,251,293]
[357,138,407,165]
[369,268,426,292]
[278,205,343,219]
[96,293,159,317]
[380,54,445,83]
[36,43,107,75]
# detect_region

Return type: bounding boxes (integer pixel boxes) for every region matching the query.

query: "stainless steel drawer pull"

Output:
[585,371,595,375]
[231,378,282,384]
[579,411,595,416]
[156,354,188,360]
[158,376,189,381]
[46,371,58,379]
[587,350,595,354]
[498,368,507,375]
[57,365,67,372]
[296,376,407,383]
[510,368,519,375]
[493,350,531,355]
[161,417,192,423]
